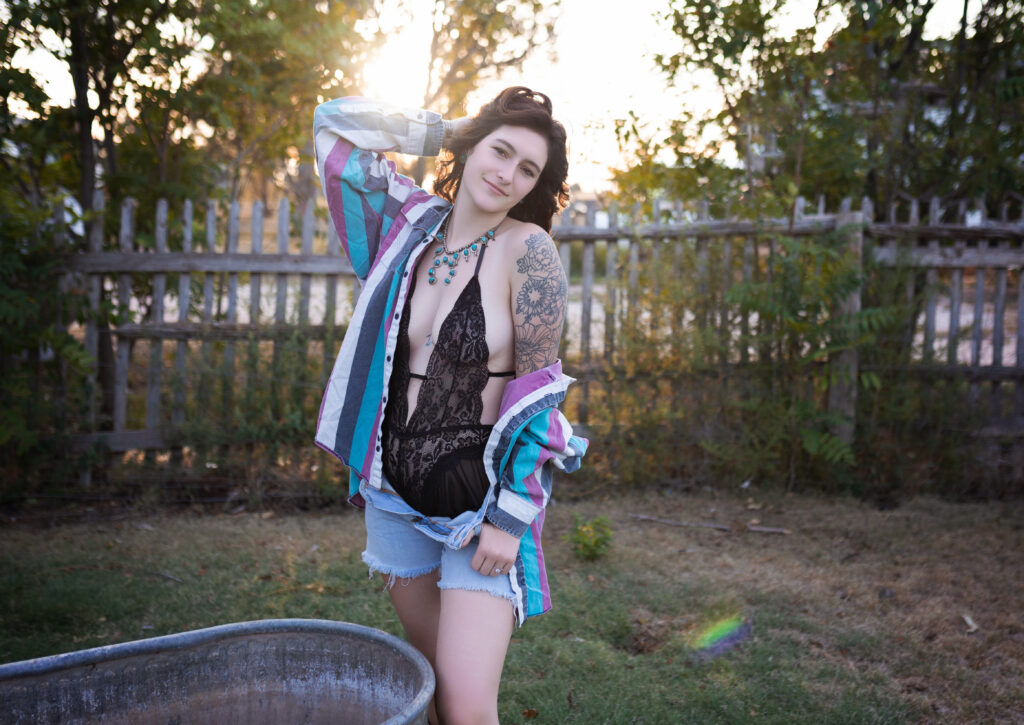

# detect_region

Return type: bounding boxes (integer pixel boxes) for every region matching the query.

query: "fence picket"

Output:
[273,197,290,419]
[924,198,939,361]
[114,199,136,433]
[173,201,192,429]
[223,199,239,416]
[60,194,1024,459]
[85,190,104,436]
[146,199,167,432]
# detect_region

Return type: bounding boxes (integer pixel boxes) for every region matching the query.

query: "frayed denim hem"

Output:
[436,580,518,609]
[361,551,440,589]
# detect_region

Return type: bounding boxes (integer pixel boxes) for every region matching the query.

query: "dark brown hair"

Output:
[433,87,569,233]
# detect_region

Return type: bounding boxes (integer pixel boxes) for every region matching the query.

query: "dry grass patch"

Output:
[547,487,1024,723]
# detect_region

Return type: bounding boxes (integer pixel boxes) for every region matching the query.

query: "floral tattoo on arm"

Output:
[513,232,567,374]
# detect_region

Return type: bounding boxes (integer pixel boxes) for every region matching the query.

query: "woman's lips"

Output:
[484,179,508,196]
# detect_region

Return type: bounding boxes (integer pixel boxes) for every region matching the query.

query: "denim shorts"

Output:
[362,490,516,607]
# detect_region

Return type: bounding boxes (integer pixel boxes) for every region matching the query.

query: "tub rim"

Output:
[0,618,434,725]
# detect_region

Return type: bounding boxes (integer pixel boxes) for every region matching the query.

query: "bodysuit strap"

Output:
[473,241,488,276]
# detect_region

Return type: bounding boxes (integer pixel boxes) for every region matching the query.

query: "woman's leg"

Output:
[386,570,442,665]
[386,571,443,725]
[433,589,515,725]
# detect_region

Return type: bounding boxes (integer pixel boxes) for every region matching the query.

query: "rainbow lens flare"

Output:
[690,615,752,661]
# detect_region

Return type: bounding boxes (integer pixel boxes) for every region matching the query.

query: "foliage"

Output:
[583,221,903,494]
[417,0,559,116]
[0,184,93,496]
[564,514,613,561]
[613,0,1024,213]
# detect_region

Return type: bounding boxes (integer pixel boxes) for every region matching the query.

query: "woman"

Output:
[313,87,587,724]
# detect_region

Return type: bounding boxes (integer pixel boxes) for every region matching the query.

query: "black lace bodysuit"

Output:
[381,244,514,517]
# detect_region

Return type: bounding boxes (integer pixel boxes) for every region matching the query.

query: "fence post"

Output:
[828,208,863,447]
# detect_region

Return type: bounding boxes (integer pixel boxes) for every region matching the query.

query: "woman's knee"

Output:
[436,684,497,725]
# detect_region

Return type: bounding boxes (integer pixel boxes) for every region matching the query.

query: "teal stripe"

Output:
[348,264,403,471]
[341,159,370,278]
[518,526,542,613]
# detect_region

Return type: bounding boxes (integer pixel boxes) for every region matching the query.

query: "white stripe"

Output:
[507,563,525,626]
[497,489,543,523]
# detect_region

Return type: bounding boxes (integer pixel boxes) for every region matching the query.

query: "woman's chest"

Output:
[403,245,514,371]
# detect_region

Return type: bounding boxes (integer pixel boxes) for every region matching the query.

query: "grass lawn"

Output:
[2,487,1022,724]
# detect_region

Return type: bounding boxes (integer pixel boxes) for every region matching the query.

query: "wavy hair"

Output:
[433,87,569,233]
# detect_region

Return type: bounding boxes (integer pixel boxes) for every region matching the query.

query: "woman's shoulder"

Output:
[497,220,557,266]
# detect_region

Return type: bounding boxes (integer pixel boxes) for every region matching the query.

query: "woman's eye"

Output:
[521,167,536,178]
[493,146,508,157]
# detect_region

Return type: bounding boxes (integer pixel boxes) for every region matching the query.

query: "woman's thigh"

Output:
[434,588,514,721]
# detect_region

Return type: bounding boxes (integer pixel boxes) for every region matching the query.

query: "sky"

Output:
[11,0,976,193]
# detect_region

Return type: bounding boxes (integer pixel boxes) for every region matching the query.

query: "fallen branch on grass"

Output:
[629,513,792,535]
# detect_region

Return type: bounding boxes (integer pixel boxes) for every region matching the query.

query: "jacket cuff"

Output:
[422,114,444,157]
[485,489,542,539]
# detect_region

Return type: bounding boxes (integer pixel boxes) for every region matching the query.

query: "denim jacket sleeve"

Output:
[313,97,447,280]
[481,362,588,539]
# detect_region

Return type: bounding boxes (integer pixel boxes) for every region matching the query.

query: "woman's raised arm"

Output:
[312,97,448,280]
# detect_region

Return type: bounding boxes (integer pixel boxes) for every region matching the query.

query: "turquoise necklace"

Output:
[427,214,498,285]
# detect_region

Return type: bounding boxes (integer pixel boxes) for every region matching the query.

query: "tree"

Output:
[399,0,559,184]
[614,0,1024,215]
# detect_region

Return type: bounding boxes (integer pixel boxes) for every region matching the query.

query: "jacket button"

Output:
[376,445,381,452]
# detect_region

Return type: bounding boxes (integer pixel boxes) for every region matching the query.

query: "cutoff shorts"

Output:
[361,487,516,607]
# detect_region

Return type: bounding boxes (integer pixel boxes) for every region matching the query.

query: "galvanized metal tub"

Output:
[0,619,434,724]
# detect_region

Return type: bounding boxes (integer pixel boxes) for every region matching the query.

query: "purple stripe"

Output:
[498,361,561,419]
[323,139,353,252]
[544,410,567,452]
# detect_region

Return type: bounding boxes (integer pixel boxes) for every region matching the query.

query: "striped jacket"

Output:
[312,97,588,622]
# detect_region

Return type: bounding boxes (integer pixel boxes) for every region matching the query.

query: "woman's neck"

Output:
[447,191,506,245]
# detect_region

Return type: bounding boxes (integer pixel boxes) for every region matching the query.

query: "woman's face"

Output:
[459,125,548,216]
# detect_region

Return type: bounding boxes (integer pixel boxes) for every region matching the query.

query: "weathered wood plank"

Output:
[299,198,314,324]
[173,200,192,428]
[222,199,240,416]
[923,199,939,361]
[273,197,290,418]
[971,244,987,367]
[740,237,753,364]
[1017,268,1024,417]
[250,200,264,323]
[872,245,1024,268]
[114,198,136,433]
[85,190,104,437]
[949,259,963,366]
[115,322,343,341]
[146,199,168,431]
[969,239,988,408]
[604,238,617,361]
[64,252,356,275]
[828,210,863,446]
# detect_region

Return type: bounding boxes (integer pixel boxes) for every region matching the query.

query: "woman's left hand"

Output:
[465,522,520,576]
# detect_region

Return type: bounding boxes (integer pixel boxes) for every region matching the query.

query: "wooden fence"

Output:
[59,192,1024,465]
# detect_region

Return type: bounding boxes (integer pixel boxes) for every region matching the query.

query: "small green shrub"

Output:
[564,514,613,560]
